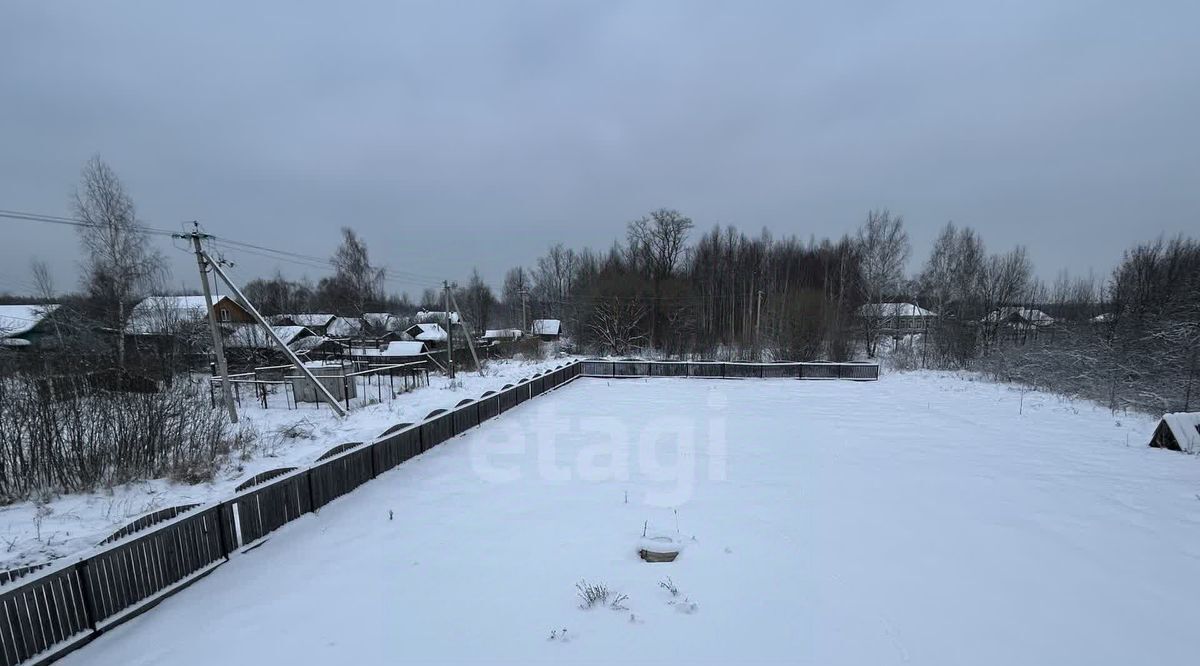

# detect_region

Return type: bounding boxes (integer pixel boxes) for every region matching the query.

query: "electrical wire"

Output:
[0,209,180,237]
[0,206,446,290]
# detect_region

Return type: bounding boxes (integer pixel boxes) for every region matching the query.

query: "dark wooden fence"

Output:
[0,360,584,666]
[579,359,879,381]
[0,357,876,665]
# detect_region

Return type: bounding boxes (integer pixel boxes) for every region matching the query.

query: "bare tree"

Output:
[73,156,164,370]
[588,298,648,356]
[501,266,530,328]
[458,268,496,334]
[627,209,694,348]
[856,210,910,356]
[327,227,385,314]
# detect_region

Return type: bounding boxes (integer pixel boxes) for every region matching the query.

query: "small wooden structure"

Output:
[1149,412,1200,452]
[638,534,683,563]
[531,319,561,341]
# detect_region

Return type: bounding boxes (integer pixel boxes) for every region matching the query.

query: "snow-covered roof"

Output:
[406,322,447,342]
[416,310,459,324]
[0,304,60,337]
[857,302,936,318]
[1160,412,1200,452]
[279,314,336,328]
[288,335,343,354]
[983,307,1054,326]
[326,316,364,338]
[226,325,312,349]
[483,328,523,340]
[531,319,561,335]
[381,341,427,357]
[363,312,404,332]
[126,295,230,335]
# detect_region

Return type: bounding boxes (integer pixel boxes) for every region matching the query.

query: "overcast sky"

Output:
[1,0,1196,298]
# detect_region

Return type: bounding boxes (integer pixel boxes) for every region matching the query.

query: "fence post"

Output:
[213,503,233,559]
[305,469,317,514]
[74,561,99,631]
[760,364,764,379]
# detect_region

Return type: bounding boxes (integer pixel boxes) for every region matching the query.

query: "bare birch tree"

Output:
[856,209,910,356]
[73,156,164,371]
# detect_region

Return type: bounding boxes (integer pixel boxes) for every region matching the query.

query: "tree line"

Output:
[4,157,1198,416]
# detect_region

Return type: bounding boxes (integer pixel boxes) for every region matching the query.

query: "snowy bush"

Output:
[0,374,232,501]
[575,579,610,608]
[575,579,628,611]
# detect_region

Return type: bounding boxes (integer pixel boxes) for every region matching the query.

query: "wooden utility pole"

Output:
[444,280,454,379]
[178,228,238,424]
[520,288,528,333]
[204,250,347,417]
[753,289,764,361]
[448,287,484,376]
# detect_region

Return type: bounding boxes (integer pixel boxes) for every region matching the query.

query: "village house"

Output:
[982,307,1055,329]
[126,295,252,336]
[856,302,937,333]
[0,303,63,349]
[530,319,561,341]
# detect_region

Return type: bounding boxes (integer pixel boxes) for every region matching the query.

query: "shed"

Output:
[1149,412,1200,453]
[274,314,337,333]
[482,328,523,341]
[405,322,448,343]
[531,319,561,340]
[381,341,428,357]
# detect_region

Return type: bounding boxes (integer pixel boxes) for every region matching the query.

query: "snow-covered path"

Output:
[63,374,1198,665]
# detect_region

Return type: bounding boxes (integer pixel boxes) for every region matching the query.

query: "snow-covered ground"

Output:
[0,357,570,570]
[61,372,1199,665]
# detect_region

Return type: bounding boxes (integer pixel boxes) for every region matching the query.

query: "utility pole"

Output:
[178,226,237,424]
[448,287,484,376]
[520,288,528,333]
[754,289,764,361]
[444,280,454,379]
[203,250,347,417]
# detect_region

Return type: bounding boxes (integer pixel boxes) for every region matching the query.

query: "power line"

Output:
[1,206,446,290]
[206,239,441,290]
[204,233,444,283]
[0,209,180,237]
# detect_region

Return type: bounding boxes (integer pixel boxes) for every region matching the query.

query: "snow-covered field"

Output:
[0,357,570,569]
[58,372,1199,665]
